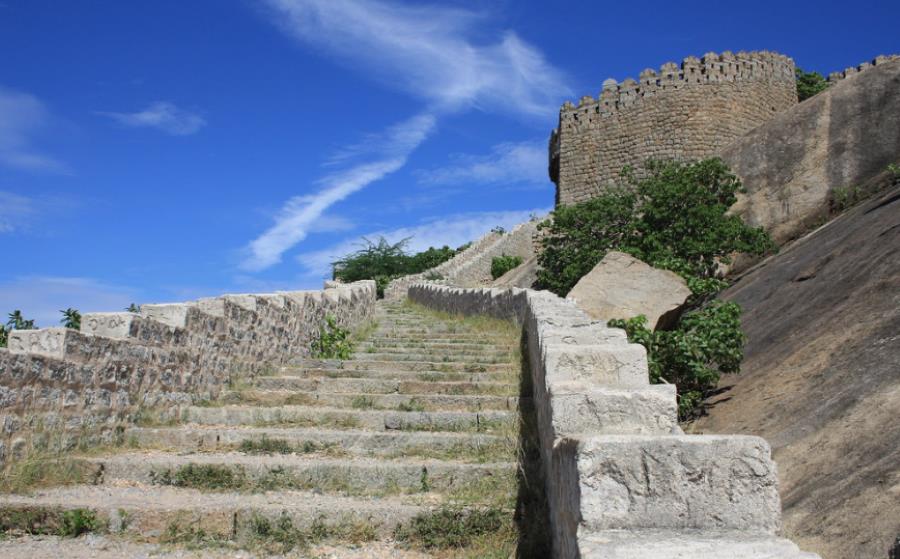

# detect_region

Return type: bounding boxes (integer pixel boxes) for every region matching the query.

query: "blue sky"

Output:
[2,0,898,325]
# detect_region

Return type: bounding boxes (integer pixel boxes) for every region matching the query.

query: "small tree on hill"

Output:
[796,67,830,101]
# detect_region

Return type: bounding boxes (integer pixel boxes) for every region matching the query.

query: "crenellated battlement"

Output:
[826,54,899,83]
[551,50,798,206]
[561,51,795,118]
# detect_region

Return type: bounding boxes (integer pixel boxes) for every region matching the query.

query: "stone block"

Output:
[579,530,822,559]
[81,312,138,339]
[547,383,677,436]
[542,343,648,388]
[8,328,69,359]
[556,435,781,534]
[140,303,194,328]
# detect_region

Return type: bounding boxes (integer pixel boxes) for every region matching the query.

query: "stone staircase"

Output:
[0,302,524,556]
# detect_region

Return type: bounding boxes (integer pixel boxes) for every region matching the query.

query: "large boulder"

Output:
[722,57,900,244]
[492,255,538,288]
[566,251,691,330]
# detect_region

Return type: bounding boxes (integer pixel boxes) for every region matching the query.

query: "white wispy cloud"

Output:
[240,0,569,272]
[417,141,548,187]
[295,208,548,279]
[0,191,36,233]
[0,276,140,328]
[261,0,569,116]
[240,112,435,272]
[97,101,206,136]
[0,86,69,173]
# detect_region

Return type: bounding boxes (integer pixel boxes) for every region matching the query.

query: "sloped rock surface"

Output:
[694,186,900,559]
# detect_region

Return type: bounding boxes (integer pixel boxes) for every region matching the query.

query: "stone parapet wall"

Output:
[550,51,797,206]
[826,54,899,84]
[408,283,818,558]
[385,219,540,300]
[0,281,376,461]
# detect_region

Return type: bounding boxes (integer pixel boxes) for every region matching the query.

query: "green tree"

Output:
[125,303,140,313]
[490,254,523,279]
[795,67,830,101]
[536,158,774,297]
[6,310,36,331]
[60,308,81,330]
[0,325,7,348]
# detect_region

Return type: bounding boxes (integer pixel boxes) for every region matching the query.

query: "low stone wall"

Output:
[408,283,818,558]
[0,281,376,462]
[384,220,540,300]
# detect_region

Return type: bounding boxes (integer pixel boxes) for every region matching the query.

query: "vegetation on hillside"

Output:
[536,158,775,419]
[796,67,830,101]
[490,255,523,279]
[332,237,469,297]
[310,315,353,359]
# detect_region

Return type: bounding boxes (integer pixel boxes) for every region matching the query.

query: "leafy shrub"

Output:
[609,301,745,420]
[6,310,36,331]
[0,325,6,348]
[311,315,353,359]
[490,254,523,279]
[396,506,507,549]
[796,67,830,101]
[332,237,463,298]
[59,509,102,537]
[536,158,774,297]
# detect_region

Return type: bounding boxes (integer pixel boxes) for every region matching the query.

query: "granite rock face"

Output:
[723,58,900,244]
[566,251,691,330]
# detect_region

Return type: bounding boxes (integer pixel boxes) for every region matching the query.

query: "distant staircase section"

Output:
[384,218,541,300]
[409,283,821,559]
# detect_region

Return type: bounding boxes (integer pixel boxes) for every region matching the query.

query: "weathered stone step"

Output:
[356,341,517,352]
[88,451,515,497]
[351,352,513,364]
[355,343,515,356]
[253,376,517,396]
[0,485,425,541]
[579,530,821,559]
[278,366,511,383]
[221,389,521,411]
[126,426,510,460]
[367,334,513,344]
[183,405,512,433]
[289,358,512,373]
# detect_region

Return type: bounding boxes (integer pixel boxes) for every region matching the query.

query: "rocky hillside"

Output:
[693,185,900,559]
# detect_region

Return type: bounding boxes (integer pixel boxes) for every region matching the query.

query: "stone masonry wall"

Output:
[0,281,376,462]
[550,51,797,206]
[408,283,819,558]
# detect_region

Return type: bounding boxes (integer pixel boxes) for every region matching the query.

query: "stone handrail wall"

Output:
[550,50,798,206]
[384,219,540,300]
[0,280,376,462]
[408,283,819,558]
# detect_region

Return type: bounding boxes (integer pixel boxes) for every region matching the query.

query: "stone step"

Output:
[278,366,511,383]
[354,343,515,357]
[182,405,512,433]
[220,389,521,411]
[253,376,517,396]
[351,352,513,365]
[0,485,426,541]
[367,334,513,344]
[87,451,515,497]
[356,341,518,352]
[126,426,511,460]
[579,530,821,559]
[289,358,512,373]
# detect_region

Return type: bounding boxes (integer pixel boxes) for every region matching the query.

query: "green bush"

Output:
[796,67,830,101]
[332,237,464,298]
[60,308,81,330]
[0,325,7,348]
[609,301,745,420]
[311,315,353,359]
[490,254,523,279]
[536,158,774,297]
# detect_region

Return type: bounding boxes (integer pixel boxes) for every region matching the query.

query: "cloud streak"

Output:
[242,0,569,272]
[261,0,570,117]
[240,112,436,271]
[0,86,69,173]
[0,276,140,328]
[97,101,206,136]
[417,141,549,187]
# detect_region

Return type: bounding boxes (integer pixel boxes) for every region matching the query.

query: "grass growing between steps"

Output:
[161,512,377,555]
[0,507,103,538]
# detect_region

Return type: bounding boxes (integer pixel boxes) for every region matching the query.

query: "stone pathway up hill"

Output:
[0,302,528,558]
